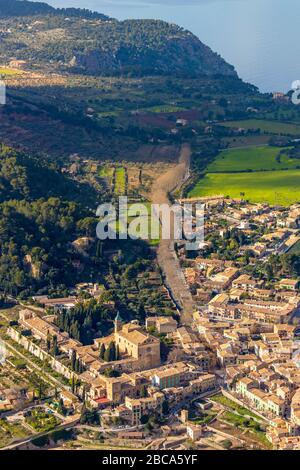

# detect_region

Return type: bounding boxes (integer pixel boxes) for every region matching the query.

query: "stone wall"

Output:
[7,327,76,381]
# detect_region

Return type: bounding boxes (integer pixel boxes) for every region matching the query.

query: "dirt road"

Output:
[151,143,196,325]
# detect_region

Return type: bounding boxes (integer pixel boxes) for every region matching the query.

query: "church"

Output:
[94,313,161,371]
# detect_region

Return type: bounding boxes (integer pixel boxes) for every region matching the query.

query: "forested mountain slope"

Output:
[0,0,108,20]
[0,144,100,297]
[0,0,236,78]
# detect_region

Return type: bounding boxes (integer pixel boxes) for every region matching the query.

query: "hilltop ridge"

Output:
[0,0,109,20]
[0,0,236,78]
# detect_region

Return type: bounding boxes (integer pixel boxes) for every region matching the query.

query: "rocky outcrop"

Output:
[68,24,237,78]
[69,50,120,76]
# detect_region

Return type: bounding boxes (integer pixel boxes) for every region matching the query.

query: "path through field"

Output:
[150,143,196,324]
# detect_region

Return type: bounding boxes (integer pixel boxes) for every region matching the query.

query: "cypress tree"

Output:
[111,342,116,361]
[116,344,120,361]
[75,358,80,373]
[52,335,59,357]
[46,332,51,353]
[104,342,116,362]
[99,343,106,360]
[71,350,76,371]
[71,375,75,394]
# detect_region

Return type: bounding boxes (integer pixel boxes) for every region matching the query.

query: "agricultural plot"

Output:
[209,394,271,449]
[25,407,61,433]
[189,144,300,205]
[117,202,160,246]
[99,165,115,190]
[98,162,174,198]
[207,146,298,172]
[114,167,126,195]
[223,135,271,148]
[188,170,300,206]
[210,394,262,420]
[221,119,300,136]
[220,412,271,448]
[287,239,300,255]
[0,419,30,449]
[0,68,22,76]
[142,105,185,113]
[0,350,51,397]
[127,167,141,193]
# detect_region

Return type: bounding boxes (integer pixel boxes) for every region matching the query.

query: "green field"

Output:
[288,239,300,255]
[114,167,126,195]
[188,170,300,205]
[0,68,22,76]
[99,165,114,179]
[0,419,30,449]
[210,394,263,420]
[207,146,298,172]
[221,119,300,136]
[221,412,271,448]
[116,202,160,245]
[97,110,120,117]
[143,105,185,113]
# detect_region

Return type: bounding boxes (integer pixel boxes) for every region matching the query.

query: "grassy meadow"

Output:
[0,68,22,76]
[142,105,185,113]
[220,119,300,136]
[188,170,300,206]
[189,142,300,205]
[114,167,126,195]
[207,146,298,172]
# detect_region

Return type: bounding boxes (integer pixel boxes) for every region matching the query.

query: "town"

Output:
[1,196,300,450]
[1,0,300,456]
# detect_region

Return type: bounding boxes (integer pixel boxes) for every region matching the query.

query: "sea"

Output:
[43,0,300,93]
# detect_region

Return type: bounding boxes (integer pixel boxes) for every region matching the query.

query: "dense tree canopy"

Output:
[0,144,100,296]
[0,7,236,78]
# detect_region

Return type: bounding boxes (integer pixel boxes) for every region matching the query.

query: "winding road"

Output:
[150,143,196,325]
